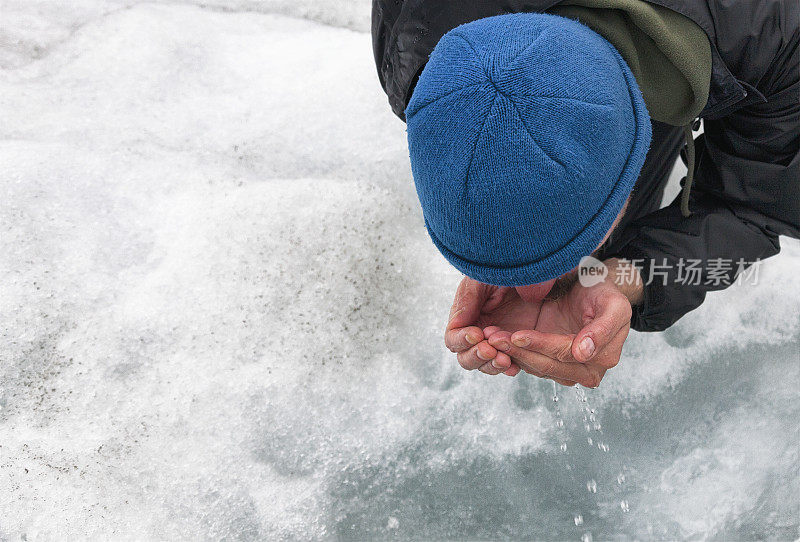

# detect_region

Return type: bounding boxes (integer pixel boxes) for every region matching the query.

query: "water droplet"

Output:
[574,514,583,526]
[387,516,399,529]
[593,423,602,431]
[620,500,629,513]
[581,532,593,542]
[560,442,567,451]
[552,395,559,402]
[586,479,597,493]
[587,437,593,445]
[598,442,609,452]
[617,473,626,485]
[556,419,564,427]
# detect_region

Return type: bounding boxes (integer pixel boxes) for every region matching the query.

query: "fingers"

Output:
[586,325,629,370]
[478,360,505,375]
[456,343,517,376]
[481,329,519,376]
[456,341,498,370]
[519,364,574,385]
[493,331,551,379]
[491,332,604,388]
[573,293,631,362]
[490,351,512,371]
[445,279,491,353]
[445,325,484,353]
[519,366,577,388]
[447,278,489,331]
[519,363,546,379]
[508,330,575,363]
[477,348,513,375]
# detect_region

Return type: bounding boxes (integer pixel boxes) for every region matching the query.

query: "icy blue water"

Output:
[0,2,798,540]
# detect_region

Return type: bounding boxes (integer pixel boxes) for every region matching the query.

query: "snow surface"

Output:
[0,2,798,540]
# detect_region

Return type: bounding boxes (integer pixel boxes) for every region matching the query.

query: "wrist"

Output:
[602,258,644,306]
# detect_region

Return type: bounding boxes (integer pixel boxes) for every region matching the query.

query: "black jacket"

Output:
[372,0,800,331]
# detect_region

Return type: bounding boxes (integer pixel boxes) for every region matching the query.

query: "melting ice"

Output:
[0,1,798,540]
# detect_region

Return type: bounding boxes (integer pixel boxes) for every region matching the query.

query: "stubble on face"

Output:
[543,198,630,301]
[544,270,579,301]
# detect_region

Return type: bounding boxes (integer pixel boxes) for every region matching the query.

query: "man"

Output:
[372,1,799,386]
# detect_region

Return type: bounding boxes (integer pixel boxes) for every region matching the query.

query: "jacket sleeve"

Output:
[371,0,395,94]
[609,25,800,332]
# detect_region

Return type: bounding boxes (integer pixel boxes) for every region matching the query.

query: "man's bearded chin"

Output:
[544,270,579,301]
[543,247,608,301]
[514,271,577,304]
[514,246,606,303]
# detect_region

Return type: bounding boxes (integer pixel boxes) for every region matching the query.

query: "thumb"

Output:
[507,330,576,362]
[447,278,490,330]
[573,293,631,362]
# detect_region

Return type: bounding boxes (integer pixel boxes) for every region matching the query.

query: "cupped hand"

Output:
[487,278,632,387]
[444,277,547,376]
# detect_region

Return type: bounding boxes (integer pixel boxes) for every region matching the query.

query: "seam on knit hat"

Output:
[406,81,488,119]
[452,33,484,72]
[464,93,500,190]
[504,27,549,66]
[452,32,505,95]
[452,28,569,176]
[453,24,551,83]
[503,94,568,172]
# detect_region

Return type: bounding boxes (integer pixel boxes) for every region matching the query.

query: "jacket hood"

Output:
[550,0,712,126]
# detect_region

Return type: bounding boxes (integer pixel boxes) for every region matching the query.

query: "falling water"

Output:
[567,383,632,540]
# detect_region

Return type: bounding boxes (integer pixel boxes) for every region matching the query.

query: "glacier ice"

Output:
[0,2,798,540]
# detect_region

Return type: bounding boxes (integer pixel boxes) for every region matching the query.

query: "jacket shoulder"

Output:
[371,0,560,119]
[702,0,798,88]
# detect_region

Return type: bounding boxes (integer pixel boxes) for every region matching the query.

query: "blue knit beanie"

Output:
[406,13,651,286]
